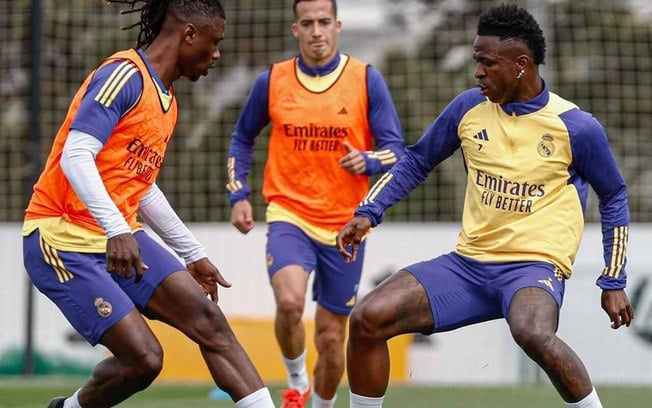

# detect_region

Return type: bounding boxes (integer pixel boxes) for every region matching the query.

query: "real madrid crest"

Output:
[537,133,555,158]
[95,297,113,317]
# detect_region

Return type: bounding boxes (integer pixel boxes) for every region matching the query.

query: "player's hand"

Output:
[339,141,366,175]
[106,232,148,282]
[230,200,254,234]
[336,216,372,263]
[601,289,634,329]
[187,258,231,303]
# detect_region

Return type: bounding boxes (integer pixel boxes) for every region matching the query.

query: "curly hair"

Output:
[477,3,546,65]
[106,0,226,49]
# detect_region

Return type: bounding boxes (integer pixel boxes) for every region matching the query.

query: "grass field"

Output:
[1,377,651,407]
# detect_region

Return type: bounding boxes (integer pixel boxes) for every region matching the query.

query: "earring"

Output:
[517,69,525,79]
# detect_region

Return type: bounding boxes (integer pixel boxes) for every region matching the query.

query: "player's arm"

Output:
[138,183,207,264]
[355,93,467,226]
[360,66,405,175]
[226,71,271,233]
[138,185,231,302]
[61,60,147,280]
[566,109,634,328]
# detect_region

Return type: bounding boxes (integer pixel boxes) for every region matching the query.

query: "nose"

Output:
[212,49,221,60]
[311,23,322,37]
[474,64,484,78]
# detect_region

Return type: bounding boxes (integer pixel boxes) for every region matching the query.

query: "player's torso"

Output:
[456,94,584,273]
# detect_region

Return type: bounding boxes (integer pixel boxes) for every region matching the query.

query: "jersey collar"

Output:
[297,51,341,77]
[500,80,549,116]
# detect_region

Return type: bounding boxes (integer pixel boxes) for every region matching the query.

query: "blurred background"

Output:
[1,0,652,392]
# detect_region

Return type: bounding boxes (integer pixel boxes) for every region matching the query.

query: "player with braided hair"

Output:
[23,1,276,407]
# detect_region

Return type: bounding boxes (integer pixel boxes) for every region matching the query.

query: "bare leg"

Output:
[347,271,433,397]
[508,287,594,402]
[78,310,164,408]
[271,265,310,363]
[312,305,347,400]
[146,271,265,401]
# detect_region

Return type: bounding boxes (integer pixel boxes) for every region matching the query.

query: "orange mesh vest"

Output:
[25,49,177,233]
[265,57,373,231]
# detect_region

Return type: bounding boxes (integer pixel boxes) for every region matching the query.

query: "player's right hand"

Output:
[230,199,255,234]
[336,216,372,263]
[106,232,148,282]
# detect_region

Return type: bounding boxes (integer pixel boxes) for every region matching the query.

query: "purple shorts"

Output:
[405,252,565,333]
[266,221,365,315]
[23,229,184,345]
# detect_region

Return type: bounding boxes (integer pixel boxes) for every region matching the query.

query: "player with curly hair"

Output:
[337,4,634,407]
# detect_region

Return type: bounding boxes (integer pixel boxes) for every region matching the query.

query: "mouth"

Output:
[477,84,488,95]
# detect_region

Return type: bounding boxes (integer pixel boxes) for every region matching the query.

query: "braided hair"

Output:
[106,0,226,49]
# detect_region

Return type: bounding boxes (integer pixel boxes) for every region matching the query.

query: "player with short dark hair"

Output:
[226,0,404,407]
[337,4,634,408]
[23,1,275,407]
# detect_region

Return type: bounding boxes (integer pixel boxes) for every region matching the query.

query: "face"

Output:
[292,0,341,67]
[179,16,226,82]
[472,35,524,104]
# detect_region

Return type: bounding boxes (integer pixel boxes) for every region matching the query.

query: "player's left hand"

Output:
[186,258,231,303]
[601,289,634,329]
[336,216,372,263]
[339,141,366,175]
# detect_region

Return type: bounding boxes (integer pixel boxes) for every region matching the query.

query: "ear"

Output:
[291,22,299,39]
[515,54,530,72]
[184,23,198,44]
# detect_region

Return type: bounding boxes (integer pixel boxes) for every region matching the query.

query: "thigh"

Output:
[494,263,565,332]
[266,222,317,278]
[23,230,134,345]
[113,230,185,312]
[313,239,366,316]
[405,252,502,333]
[355,270,434,338]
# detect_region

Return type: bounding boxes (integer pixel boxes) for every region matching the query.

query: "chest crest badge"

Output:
[537,134,555,158]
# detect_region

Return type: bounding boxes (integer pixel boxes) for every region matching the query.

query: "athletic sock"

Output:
[564,388,603,408]
[235,387,275,408]
[62,389,82,408]
[283,349,310,393]
[350,391,384,408]
[312,391,336,408]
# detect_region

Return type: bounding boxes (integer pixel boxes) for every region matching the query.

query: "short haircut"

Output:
[477,3,546,65]
[292,0,338,18]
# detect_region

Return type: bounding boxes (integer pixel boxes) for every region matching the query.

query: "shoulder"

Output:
[441,88,487,121]
[552,95,605,140]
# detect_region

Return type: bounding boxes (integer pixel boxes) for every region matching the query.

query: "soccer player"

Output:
[22,1,275,407]
[225,0,404,407]
[336,4,634,408]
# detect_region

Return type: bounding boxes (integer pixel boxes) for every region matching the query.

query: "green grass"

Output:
[0,377,650,407]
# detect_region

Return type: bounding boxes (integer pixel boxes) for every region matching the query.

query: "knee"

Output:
[314,326,345,356]
[510,322,555,354]
[128,344,163,390]
[348,301,384,343]
[275,292,305,320]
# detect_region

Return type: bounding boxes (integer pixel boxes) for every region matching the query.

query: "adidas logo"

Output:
[338,107,348,115]
[538,278,554,291]
[473,128,489,141]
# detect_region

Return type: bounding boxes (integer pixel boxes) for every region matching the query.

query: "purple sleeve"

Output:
[70,60,143,144]
[563,109,630,290]
[355,90,483,226]
[226,70,271,205]
[362,66,405,175]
